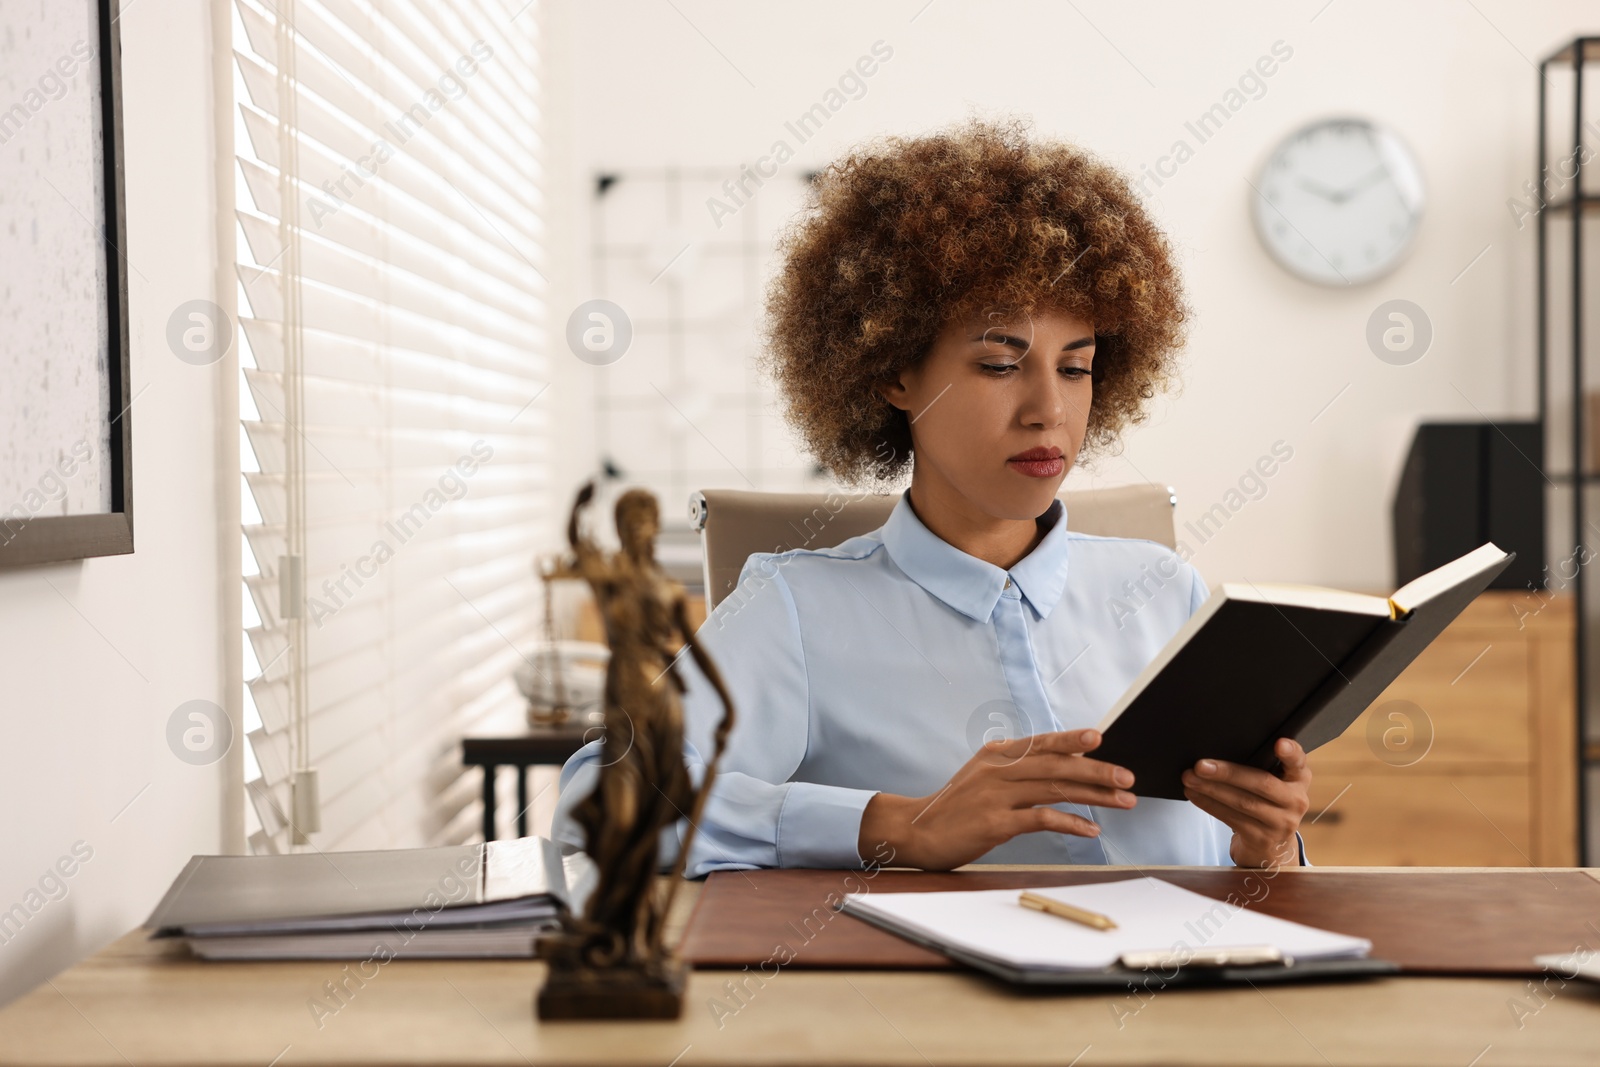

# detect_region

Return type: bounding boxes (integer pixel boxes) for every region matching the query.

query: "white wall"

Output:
[545,0,1596,593]
[0,0,238,1007]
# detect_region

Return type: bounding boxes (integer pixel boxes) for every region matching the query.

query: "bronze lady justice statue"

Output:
[536,479,735,1019]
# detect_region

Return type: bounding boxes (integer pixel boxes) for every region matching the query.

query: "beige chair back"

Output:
[688,484,1177,611]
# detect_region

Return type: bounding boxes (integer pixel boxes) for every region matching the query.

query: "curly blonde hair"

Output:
[758,115,1193,490]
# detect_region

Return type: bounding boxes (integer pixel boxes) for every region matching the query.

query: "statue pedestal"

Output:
[535,954,688,1020]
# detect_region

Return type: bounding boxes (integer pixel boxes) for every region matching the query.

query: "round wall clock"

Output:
[1250,116,1425,286]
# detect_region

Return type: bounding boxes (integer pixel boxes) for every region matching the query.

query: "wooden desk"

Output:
[3,866,1599,1066]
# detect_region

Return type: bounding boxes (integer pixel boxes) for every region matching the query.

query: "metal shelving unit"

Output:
[1538,36,1600,865]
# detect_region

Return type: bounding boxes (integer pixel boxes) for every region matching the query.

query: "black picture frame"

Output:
[0,0,133,567]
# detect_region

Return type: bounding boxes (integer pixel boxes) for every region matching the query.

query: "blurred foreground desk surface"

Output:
[3,866,1599,1067]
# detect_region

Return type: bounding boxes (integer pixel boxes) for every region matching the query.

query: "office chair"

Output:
[688,483,1178,611]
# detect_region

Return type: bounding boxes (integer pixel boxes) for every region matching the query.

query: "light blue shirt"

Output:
[551,488,1308,876]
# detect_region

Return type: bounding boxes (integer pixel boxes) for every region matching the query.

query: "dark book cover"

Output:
[1091,599,1388,800]
[1093,546,1516,800]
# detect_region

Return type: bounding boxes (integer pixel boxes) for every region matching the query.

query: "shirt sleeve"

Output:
[549,553,880,879]
[1186,556,1209,616]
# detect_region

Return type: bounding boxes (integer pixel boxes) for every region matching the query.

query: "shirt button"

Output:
[1004,577,1012,588]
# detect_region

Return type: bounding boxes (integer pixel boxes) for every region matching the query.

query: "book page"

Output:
[1223,582,1392,617]
[1389,542,1510,614]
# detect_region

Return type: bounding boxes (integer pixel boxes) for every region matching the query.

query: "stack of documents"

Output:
[841,876,1379,984]
[144,837,595,960]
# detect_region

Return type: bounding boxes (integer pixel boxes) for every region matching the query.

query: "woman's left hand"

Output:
[1182,737,1311,869]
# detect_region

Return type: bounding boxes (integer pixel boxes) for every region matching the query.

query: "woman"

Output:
[552,116,1311,876]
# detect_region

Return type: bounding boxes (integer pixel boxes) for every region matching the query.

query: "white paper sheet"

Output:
[843,876,1372,971]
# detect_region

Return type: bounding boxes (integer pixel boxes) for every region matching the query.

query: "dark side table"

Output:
[461,723,597,840]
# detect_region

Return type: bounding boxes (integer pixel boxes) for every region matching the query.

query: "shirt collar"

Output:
[879,488,1071,623]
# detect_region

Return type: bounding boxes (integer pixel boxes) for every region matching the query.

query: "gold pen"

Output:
[1018,890,1117,930]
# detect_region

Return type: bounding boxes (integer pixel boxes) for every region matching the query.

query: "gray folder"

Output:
[145,837,595,938]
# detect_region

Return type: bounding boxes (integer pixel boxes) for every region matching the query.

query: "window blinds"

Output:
[231,0,550,853]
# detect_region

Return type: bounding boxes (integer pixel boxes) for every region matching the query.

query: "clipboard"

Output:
[837,898,1401,988]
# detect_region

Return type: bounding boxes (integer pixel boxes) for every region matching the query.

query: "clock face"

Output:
[1250,117,1425,286]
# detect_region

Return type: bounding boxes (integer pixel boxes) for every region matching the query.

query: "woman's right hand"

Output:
[855,728,1137,870]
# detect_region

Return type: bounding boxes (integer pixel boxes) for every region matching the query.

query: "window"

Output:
[231,0,549,852]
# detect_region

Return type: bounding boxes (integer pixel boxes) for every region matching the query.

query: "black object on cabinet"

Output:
[1537,37,1600,865]
[1393,421,1545,592]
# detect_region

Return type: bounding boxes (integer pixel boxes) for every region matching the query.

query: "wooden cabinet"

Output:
[1298,591,1577,866]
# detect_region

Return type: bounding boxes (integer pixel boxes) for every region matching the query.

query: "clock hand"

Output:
[1330,165,1391,205]
[1296,177,1343,202]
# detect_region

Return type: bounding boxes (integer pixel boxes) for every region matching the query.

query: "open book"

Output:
[1091,542,1516,799]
